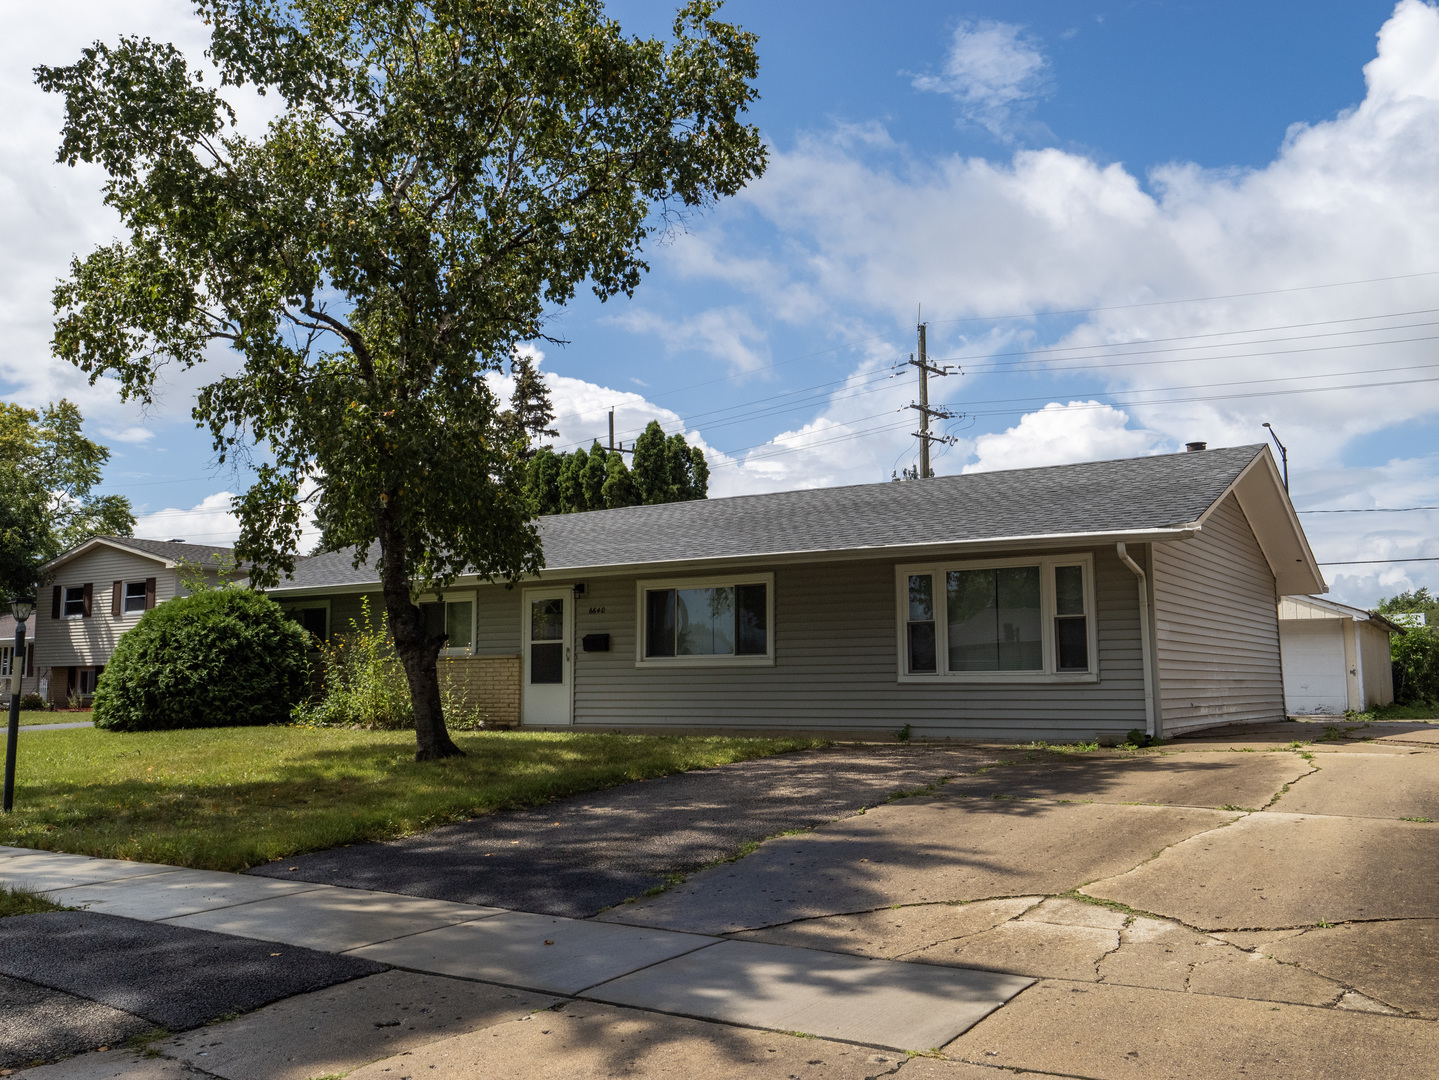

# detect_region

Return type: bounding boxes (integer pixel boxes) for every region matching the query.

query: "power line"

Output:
[1319,557,1439,564]
[1300,506,1439,514]
[924,269,1439,327]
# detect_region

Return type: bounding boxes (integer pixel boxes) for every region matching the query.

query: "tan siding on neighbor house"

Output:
[524,546,1149,741]
[35,545,176,668]
[1152,494,1284,733]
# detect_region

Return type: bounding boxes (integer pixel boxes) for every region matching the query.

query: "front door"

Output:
[522,589,572,725]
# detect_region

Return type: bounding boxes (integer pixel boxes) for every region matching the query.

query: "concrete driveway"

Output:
[12,719,1439,1080]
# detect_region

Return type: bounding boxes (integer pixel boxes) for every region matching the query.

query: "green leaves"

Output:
[0,401,135,600]
[43,0,764,753]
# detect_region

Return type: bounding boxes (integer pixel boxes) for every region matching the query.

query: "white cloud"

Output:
[963,403,1163,473]
[132,492,242,545]
[610,307,771,375]
[911,20,1051,141]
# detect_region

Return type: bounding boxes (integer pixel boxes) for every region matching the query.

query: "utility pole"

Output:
[608,409,633,456]
[907,320,959,478]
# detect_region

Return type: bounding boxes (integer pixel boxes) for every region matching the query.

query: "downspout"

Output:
[1116,543,1157,738]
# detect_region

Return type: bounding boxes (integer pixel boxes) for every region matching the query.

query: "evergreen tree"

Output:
[688,444,710,499]
[602,451,640,509]
[502,352,558,458]
[631,420,669,505]
[559,446,589,514]
[581,440,608,510]
[525,447,563,516]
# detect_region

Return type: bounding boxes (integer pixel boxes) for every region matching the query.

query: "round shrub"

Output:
[93,588,310,731]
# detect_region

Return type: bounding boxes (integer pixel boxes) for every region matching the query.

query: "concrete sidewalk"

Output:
[0,846,1032,1062]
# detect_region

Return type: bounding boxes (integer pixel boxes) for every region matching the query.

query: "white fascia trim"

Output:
[1200,447,1325,594]
[40,537,176,574]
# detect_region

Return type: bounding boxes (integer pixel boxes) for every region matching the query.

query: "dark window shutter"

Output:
[82,583,94,618]
[26,645,33,677]
[145,578,157,610]
[51,585,60,619]
[111,581,123,619]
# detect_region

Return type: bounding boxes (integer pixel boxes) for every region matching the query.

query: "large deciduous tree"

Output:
[39,0,765,759]
[0,400,135,603]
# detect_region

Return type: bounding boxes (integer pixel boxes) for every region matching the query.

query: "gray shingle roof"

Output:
[100,536,237,565]
[270,444,1266,592]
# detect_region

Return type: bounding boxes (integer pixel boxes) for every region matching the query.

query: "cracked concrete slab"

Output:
[1082,812,1439,929]
[937,751,1310,810]
[158,970,559,1080]
[344,1000,907,1079]
[599,800,1234,935]
[1265,920,1439,1018]
[943,980,1439,1079]
[583,940,1032,1051]
[733,897,1041,959]
[910,920,1117,981]
[0,974,152,1070]
[1096,916,1341,1004]
[1269,752,1439,820]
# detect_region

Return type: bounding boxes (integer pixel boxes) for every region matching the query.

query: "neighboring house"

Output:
[1,613,36,707]
[266,443,1324,741]
[1278,595,1400,715]
[32,537,242,706]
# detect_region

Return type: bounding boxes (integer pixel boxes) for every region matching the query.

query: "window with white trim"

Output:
[123,581,148,614]
[62,586,86,619]
[897,555,1096,681]
[419,592,475,654]
[637,573,774,665]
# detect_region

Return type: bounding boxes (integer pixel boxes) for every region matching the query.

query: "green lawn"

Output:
[0,726,821,872]
[1354,703,1439,722]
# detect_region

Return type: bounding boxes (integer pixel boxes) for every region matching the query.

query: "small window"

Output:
[77,668,98,696]
[1,647,10,678]
[639,576,772,663]
[1054,564,1090,672]
[123,581,148,614]
[529,598,564,684]
[63,586,86,619]
[906,574,936,674]
[422,598,473,652]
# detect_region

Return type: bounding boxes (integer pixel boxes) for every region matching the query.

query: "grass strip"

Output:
[0,726,821,872]
[0,885,65,918]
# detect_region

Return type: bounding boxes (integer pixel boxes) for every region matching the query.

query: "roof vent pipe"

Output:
[1185,441,1206,453]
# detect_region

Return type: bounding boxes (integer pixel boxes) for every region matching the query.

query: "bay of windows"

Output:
[899,556,1095,680]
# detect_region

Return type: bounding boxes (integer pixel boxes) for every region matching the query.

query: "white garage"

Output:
[1278,595,1400,715]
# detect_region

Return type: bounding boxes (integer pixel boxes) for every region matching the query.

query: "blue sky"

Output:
[3,0,1437,605]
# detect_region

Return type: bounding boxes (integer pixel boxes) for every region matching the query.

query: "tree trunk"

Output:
[378,511,463,761]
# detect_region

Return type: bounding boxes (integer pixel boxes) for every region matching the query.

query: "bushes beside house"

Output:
[1392,624,1439,706]
[93,588,310,731]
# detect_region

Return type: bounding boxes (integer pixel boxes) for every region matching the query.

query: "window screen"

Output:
[123,581,148,614]
[1053,564,1089,672]
[906,574,936,674]
[529,598,564,684]
[63,587,86,618]
[421,599,472,650]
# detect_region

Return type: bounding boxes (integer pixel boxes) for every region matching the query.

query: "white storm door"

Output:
[522,589,572,725]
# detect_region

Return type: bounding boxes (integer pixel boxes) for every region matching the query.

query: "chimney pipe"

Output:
[1185,441,1206,453]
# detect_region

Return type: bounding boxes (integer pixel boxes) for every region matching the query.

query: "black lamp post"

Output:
[4,595,35,813]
